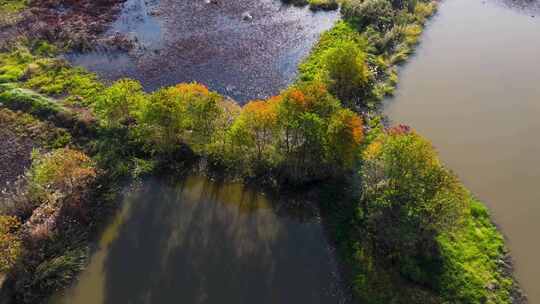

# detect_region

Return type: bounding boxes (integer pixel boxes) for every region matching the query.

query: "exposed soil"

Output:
[0,108,69,193]
[0,124,34,191]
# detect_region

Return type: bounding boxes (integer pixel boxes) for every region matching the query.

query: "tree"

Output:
[360,125,467,282]
[173,83,223,150]
[275,88,308,156]
[136,83,226,155]
[225,81,353,181]
[136,87,188,155]
[326,108,364,169]
[93,79,145,127]
[272,82,360,181]
[206,98,241,157]
[229,99,278,163]
[322,41,372,108]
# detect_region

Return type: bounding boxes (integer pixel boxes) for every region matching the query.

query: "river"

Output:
[49,176,347,304]
[385,0,540,301]
[65,0,338,103]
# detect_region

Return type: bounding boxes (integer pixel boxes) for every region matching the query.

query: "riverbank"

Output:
[384,0,540,300]
[292,0,526,302]
[0,0,527,303]
[301,0,527,301]
[0,107,116,302]
[316,126,527,303]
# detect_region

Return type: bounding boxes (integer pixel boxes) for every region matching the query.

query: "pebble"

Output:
[242,11,253,21]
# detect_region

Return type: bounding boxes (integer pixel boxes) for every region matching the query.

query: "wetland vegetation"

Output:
[0,0,527,303]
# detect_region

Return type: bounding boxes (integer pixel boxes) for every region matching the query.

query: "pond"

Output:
[385,0,540,301]
[49,176,347,304]
[64,0,338,103]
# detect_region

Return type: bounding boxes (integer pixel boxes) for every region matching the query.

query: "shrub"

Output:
[23,59,103,102]
[322,40,372,108]
[93,79,145,128]
[414,1,437,24]
[0,215,22,273]
[0,87,62,119]
[27,249,87,294]
[0,107,71,149]
[0,46,103,104]
[12,248,88,304]
[308,0,338,11]
[342,0,396,32]
[28,148,96,204]
[0,47,33,83]
[299,21,370,80]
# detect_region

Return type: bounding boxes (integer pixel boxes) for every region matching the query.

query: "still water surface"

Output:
[66,0,338,102]
[385,0,540,301]
[49,176,345,304]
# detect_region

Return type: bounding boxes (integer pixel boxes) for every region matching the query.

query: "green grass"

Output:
[0,43,104,105]
[0,0,27,14]
[319,179,516,304]
[437,200,514,303]
[0,86,63,117]
[0,107,72,149]
[298,21,367,82]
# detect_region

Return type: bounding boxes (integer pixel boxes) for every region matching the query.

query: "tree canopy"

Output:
[360,125,468,279]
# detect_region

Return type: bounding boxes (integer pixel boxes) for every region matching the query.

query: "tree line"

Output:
[94,80,364,184]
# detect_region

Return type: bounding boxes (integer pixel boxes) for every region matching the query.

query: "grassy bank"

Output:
[297,0,523,302]
[0,95,114,302]
[0,44,120,303]
[320,175,517,304]
[318,126,519,303]
[298,0,436,109]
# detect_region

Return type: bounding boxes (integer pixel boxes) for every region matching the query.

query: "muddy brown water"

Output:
[65,0,338,103]
[49,176,348,304]
[385,0,540,301]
